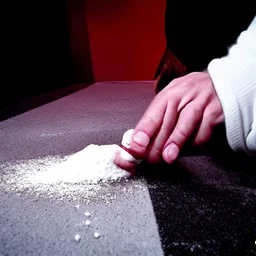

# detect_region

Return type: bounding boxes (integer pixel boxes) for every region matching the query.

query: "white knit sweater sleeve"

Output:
[207,16,256,156]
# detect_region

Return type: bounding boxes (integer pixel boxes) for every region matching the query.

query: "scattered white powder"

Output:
[85,220,91,226]
[74,234,81,242]
[94,232,101,239]
[84,211,91,217]
[31,144,130,184]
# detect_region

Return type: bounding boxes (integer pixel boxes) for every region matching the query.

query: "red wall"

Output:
[85,0,166,81]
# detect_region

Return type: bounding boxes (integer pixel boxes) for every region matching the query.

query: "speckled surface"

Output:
[0,81,255,256]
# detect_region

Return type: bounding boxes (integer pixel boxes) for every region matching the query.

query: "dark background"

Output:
[1,0,94,112]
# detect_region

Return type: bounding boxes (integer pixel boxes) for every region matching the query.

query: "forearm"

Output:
[207,16,256,155]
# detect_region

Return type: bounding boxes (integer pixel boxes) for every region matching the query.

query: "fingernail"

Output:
[133,131,150,147]
[166,143,179,162]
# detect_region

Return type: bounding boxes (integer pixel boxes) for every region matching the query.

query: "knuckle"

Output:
[142,115,158,127]
[203,112,216,126]
[175,126,189,140]
[191,105,203,119]
[166,88,181,104]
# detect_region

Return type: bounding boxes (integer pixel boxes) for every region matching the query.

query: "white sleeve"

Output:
[207,16,256,156]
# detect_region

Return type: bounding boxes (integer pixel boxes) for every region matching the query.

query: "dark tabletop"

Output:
[0,81,255,256]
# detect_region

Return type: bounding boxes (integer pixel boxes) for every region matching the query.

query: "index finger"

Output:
[128,92,168,158]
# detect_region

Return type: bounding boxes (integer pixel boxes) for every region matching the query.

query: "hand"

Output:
[115,72,224,169]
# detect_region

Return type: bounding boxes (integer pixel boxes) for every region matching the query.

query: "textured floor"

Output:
[0,81,255,256]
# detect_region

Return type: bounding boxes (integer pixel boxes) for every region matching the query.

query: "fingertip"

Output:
[163,143,179,164]
[133,130,150,148]
[114,149,136,174]
[124,130,151,161]
[121,129,148,161]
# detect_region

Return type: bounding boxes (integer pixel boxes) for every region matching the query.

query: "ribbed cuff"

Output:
[207,58,247,152]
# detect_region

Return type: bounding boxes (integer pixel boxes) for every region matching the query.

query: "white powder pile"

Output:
[31,144,130,184]
[0,129,146,203]
[0,145,146,203]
